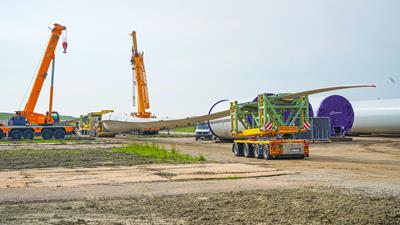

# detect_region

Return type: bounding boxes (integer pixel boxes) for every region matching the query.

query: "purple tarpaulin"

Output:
[317,95,354,135]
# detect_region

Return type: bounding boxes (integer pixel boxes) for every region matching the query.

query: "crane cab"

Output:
[46,111,60,124]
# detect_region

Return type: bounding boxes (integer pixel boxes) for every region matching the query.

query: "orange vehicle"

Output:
[0,23,75,140]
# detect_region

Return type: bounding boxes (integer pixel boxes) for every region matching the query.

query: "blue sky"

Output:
[0,0,399,117]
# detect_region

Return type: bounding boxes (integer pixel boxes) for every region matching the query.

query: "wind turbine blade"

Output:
[102,110,230,131]
[273,84,376,100]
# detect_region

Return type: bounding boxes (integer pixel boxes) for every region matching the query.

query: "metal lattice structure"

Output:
[230,93,310,137]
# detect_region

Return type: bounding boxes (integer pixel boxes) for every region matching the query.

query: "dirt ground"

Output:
[0,147,153,170]
[128,136,400,196]
[0,136,399,224]
[1,187,400,225]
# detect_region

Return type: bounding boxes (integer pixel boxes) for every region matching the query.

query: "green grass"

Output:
[112,143,206,163]
[0,112,14,120]
[170,126,195,133]
[60,115,77,121]
[224,176,242,180]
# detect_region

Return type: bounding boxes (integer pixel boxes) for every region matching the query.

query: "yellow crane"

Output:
[130,31,152,118]
[78,110,115,137]
[129,31,159,135]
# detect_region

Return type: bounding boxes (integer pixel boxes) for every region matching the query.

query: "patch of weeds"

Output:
[112,143,206,163]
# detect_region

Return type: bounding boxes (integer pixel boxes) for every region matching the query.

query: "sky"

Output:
[0,0,399,117]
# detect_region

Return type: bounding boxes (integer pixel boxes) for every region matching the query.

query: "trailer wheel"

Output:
[262,144,271,160]
[233,143,244,156]
[10,130,22,140]
[54,129,66,140]
[243,143,254,158]
[0,130,4,140]
[42,129,53,140]
[254,144,263,159]
[23,130,34,140]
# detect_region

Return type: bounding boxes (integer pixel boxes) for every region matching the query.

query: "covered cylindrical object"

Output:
[316,96,400,135]
[350,99,400,134]
[317,95,354,136]
[208,99,238,140]
[283,103,314,119]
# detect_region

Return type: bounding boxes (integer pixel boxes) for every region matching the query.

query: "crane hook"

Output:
[62,41,68,53]
[62,30,68,53]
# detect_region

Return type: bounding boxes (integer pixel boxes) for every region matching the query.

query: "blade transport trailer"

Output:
[231,93,311,159]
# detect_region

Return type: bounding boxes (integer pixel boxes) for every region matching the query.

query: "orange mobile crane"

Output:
[130,31,159,134]
[0,23,75,140]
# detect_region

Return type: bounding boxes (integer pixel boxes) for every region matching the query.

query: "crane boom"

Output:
[130,31,152,118]
[19,23,66,124]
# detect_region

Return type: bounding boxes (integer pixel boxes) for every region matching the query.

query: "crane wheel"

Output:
[243,143,254,158]
[54,129,66,140]
[0,130,4,140]
[233,143,244,156]
[42,129,53,140]
[10,130,22,140]
[262,145,271,160]
[254,144,263,159]
[23,130,34,140]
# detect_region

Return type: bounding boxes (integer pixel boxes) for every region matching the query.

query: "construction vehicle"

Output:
[230,93,311,159]
[78,110,115,137]
[130,31,159,135]
[0,23,75,140]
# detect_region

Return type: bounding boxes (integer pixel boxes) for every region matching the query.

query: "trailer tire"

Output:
[42,129,53,140]
[262,144,271,160]
[23,130,34,140]
[254,144,263,159]
[243,143,254,158]
[0,130,4,140]
[10,130,22,140]
[54,129,66,140]
[233,143,244,156]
